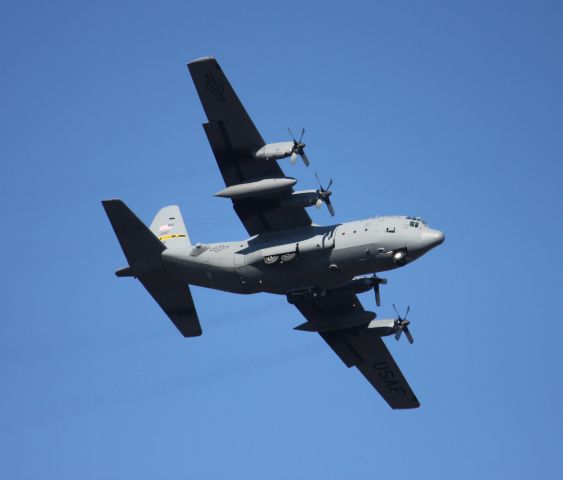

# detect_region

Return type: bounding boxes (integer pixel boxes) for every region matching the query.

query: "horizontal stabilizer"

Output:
[139,274,202,337]
[102,200,165,265]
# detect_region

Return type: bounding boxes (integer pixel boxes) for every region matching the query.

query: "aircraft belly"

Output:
[329,244,376,277]
[162,251,247,293]
[255,255,347,293]
[161,252,212,286]
[201,258,247,293]
[234,233,337,293]
[234,264,266,293]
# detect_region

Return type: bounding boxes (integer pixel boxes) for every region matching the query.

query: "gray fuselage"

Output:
[161,215,444,295]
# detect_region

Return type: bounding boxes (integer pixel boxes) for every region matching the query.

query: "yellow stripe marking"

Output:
[158,234,187,241]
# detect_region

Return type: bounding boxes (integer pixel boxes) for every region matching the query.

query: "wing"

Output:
[187,57,312,235]
[291,292,420,409]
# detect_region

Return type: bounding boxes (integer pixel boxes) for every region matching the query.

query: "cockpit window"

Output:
[407,216,427,226]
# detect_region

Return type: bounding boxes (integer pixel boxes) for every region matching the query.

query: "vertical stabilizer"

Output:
[150,205,191,248]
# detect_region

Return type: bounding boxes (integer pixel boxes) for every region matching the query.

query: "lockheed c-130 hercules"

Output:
[102,57,445,409]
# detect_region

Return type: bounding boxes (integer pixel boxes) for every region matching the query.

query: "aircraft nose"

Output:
[421,228,445,249]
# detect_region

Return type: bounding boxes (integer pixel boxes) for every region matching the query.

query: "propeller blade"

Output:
[326,178,333,190]
[315,171,321,187]
[404,327,414,344]
[299,127,305,143]
[291,151,298,164]
[313,172,334,215]
[288,127,295,141]
[326,199,335,217]
[300,150,310,167]
[391,305,414,344]
[374,282,381,307]
[315,198,323,209]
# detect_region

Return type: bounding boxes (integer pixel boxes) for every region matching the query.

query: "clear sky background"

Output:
[1,1,562,478]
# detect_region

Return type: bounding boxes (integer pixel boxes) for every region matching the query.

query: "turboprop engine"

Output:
[252,128,311,166]
[361,305,414,344]
[253,142,294,161]
[277,174,336,217]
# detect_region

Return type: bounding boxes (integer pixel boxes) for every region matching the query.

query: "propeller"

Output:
[392,304,414,344]
[314,172,335,216]
[288,127,310,166]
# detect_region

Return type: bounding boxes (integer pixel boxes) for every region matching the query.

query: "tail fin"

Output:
[150,205,191,248]
[102,199,202,337]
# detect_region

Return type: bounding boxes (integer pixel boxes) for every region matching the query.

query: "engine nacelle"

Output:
[278,190,319,209]
[361,319,397,338]
[253,142,294,161]
[294,310,376,332]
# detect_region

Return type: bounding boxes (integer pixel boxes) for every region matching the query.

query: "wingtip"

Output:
[391,395,420,409]
[188,56,216,66]
[101,199,122,206]
[180,326,203,337]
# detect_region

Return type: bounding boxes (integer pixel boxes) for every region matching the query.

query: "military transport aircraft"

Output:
[102,57,444,409]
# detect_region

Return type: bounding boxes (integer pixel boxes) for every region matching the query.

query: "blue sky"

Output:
[1,1,562,478]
